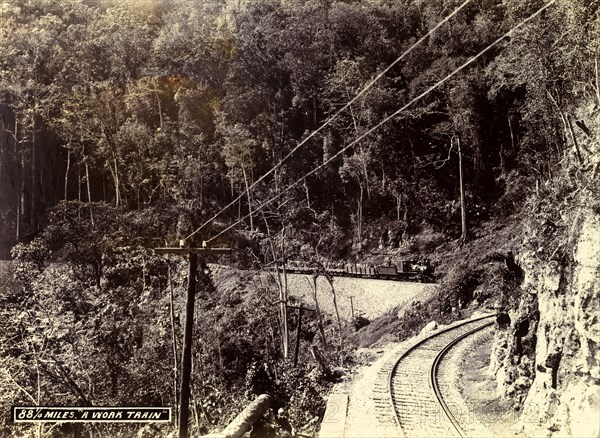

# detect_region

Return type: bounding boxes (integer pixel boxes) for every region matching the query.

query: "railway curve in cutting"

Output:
[385,314,495,437]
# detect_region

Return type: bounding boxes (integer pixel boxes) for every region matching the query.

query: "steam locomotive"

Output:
[281,259,434,283]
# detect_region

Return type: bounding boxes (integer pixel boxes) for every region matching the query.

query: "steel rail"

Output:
[388,314,495,437]
[429,318,495,437]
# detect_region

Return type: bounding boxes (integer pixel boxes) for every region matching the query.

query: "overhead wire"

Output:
[183,0,472,243]
[205,0,557,244]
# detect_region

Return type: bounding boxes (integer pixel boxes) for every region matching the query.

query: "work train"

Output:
[281,259,435,283]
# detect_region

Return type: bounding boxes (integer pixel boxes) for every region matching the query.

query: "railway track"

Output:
[372,314,495,437]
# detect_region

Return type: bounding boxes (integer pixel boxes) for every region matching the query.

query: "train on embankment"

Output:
[278,259,435,283]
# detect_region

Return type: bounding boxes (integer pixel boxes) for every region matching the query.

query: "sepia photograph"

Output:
[0,0,598,437]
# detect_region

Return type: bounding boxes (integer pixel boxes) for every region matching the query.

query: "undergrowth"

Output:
[349,216,525,349]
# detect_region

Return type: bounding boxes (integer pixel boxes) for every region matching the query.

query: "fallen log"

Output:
[199,394,272,438]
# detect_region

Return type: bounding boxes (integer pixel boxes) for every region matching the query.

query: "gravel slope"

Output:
[283,273,438,321]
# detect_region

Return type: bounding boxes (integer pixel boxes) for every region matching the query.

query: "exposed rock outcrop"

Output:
[421,320,438,334]
[489,127,600,435]
[522,213,600,437]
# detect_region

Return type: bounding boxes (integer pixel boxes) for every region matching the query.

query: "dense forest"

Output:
[0,0,598,436]
[1,0,597,253]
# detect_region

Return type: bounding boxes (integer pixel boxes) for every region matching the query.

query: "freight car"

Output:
[280,259,434,283]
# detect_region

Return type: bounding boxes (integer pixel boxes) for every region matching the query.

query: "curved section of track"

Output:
[388,315,495,438]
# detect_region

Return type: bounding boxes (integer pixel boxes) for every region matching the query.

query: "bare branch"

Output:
[418,142,455,169]
[0,124,26,144]
[2,368,37,404]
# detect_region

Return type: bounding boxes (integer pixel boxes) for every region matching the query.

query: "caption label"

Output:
[13,407,171,423]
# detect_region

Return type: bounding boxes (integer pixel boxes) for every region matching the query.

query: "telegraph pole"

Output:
[154,246,231,438]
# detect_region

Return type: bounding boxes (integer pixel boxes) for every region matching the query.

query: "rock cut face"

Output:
[490,212,600,437]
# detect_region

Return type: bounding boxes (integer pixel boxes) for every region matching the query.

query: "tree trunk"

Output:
[77,163,82,220]
[64,147,71,200]
[13,115,18,155]
[294,308,302,367]
[357,184,363,251]
[192,377,212,427]
[281,227,289,358]
[102,169,106,202]
[15,195,20,241]
[14,116,20,240]
[271,254,286,359]
[78,163,81,203]
[155,90,164,130]
[219,394,272,438]
[137,162,144,210]
[311,276,328,348]
[106,158,120,207]
[361,152,370,199]
[113,158,121,207]
[310,346,332,378]
[505,113,516,171]
[566,115,583,164]
[102,130,121,207]
[241,165,253,231]
[325,275,343,366]
[190,382,201,435]
[199,175,203,209]
[30,116,36,231]
[595,57,600,106]
[546,90,571,157]
[84,158,94,226]
[263,213,289,359]
[304,178,311,209]
[457,136,468,244]
[18,130,26,238]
